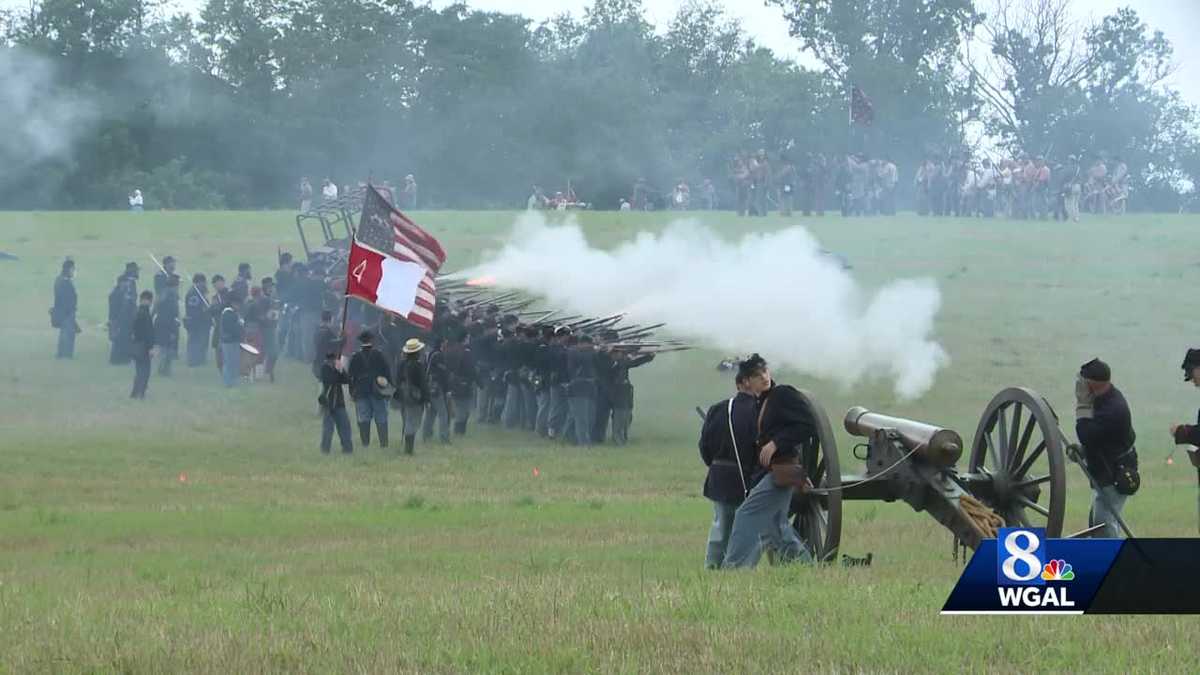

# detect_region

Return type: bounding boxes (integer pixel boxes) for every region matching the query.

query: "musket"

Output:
[438,278,470,291]
[635,346,692,354]
[148,251,208,308]
[484,290,523,306]
[571,313,624,330]
[530,310,562,325]
[449,289,489,303]
[495,298,535,313]
[620,322,666,334]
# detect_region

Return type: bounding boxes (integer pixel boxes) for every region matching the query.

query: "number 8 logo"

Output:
[1002,530,1042,582]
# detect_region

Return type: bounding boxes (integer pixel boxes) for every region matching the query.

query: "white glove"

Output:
[1074,376,1094,406]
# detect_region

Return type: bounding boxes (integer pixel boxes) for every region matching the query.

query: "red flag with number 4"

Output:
[345,186,444,329]
[346,240,436,329]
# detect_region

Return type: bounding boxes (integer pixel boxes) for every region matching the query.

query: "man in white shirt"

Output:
[321,179,338,205]
[129,189,144,212]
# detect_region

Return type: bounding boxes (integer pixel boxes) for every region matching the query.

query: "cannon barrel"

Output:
[843,406,963,467]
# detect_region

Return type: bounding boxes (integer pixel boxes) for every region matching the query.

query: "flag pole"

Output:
[339,185,367,344]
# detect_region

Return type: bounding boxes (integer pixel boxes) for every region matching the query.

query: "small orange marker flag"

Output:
[178,472,188,483]
[532,468,540,477]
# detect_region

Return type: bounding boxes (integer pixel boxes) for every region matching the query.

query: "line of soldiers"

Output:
[82,256,295,396]
[313,285,680,455]
[915,154,1130,220]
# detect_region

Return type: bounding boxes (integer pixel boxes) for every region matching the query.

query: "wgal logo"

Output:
[995,528,1075,609]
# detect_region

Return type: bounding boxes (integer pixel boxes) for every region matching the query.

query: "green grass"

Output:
[2,209,1200,672]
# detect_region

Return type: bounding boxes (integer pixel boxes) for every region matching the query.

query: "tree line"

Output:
[1,0,1196,211]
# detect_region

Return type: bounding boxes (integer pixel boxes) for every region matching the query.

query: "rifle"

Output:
[495,298,535,313]
[148,251,208,308]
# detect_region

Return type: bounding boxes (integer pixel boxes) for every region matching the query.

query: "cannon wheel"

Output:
[790,389,842,562]
[967,387,1067,536]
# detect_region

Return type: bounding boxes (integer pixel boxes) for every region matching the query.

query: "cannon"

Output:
[788,387,1068,562]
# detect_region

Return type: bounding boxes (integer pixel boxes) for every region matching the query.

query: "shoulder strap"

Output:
[757,391,770,436]
[727,397,748,496]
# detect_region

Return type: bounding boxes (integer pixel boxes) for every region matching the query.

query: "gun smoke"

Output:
[0,48,95,183]
[461,212,949,400]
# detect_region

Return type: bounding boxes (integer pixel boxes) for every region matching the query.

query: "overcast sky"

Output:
[10,0,1200,105]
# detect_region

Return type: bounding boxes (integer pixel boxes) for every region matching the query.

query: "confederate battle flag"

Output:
[345,186,446,329]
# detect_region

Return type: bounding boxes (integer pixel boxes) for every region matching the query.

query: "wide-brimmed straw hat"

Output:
[403,338,425,354]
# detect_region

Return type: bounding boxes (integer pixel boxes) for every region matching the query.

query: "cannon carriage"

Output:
[789,387,1069,562]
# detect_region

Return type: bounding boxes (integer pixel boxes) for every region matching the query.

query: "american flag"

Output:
[356,185,446,329]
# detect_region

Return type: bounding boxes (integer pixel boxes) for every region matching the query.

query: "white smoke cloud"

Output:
[460,212,949,400]
[0,48,96,174]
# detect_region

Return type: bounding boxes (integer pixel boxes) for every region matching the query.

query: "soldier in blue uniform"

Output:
[108,262,139,365]
[184,274,210,367]
[130,291,155,399]
[51,259,78,359]
[348,330,393,448]
[153,274,180,376]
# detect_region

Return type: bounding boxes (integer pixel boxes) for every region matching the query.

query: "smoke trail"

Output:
[0,48,96,178]
[460,212,949,400]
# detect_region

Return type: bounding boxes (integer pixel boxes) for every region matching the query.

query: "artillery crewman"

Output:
[1170,350,1200,498]
[318,351,354,454]
[130,290,155,399]
[52,258,78,359]
[153,274,180,376]
[699,371,759,569]
[1074,358,1137,538]
[184,274,210,367]
[396,338,431,455]
[722,354,813,568]
[348,330,392,448]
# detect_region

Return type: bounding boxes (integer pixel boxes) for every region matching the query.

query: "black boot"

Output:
[359,422,371,446]
[404,435,415,455]
[377,424,388,448]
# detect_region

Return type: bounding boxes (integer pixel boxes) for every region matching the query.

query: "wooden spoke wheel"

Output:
[967,387,1067,536]
[789,389,843,562]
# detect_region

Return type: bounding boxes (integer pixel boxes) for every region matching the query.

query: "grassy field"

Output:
[2,208,1200,673]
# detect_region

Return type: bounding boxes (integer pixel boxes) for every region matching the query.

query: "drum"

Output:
[239,342,260,378]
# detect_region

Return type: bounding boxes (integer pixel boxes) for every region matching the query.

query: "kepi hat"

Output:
[1181,349,1200,381]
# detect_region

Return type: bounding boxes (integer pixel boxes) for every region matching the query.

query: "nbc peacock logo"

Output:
[1041,559,1075,581]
